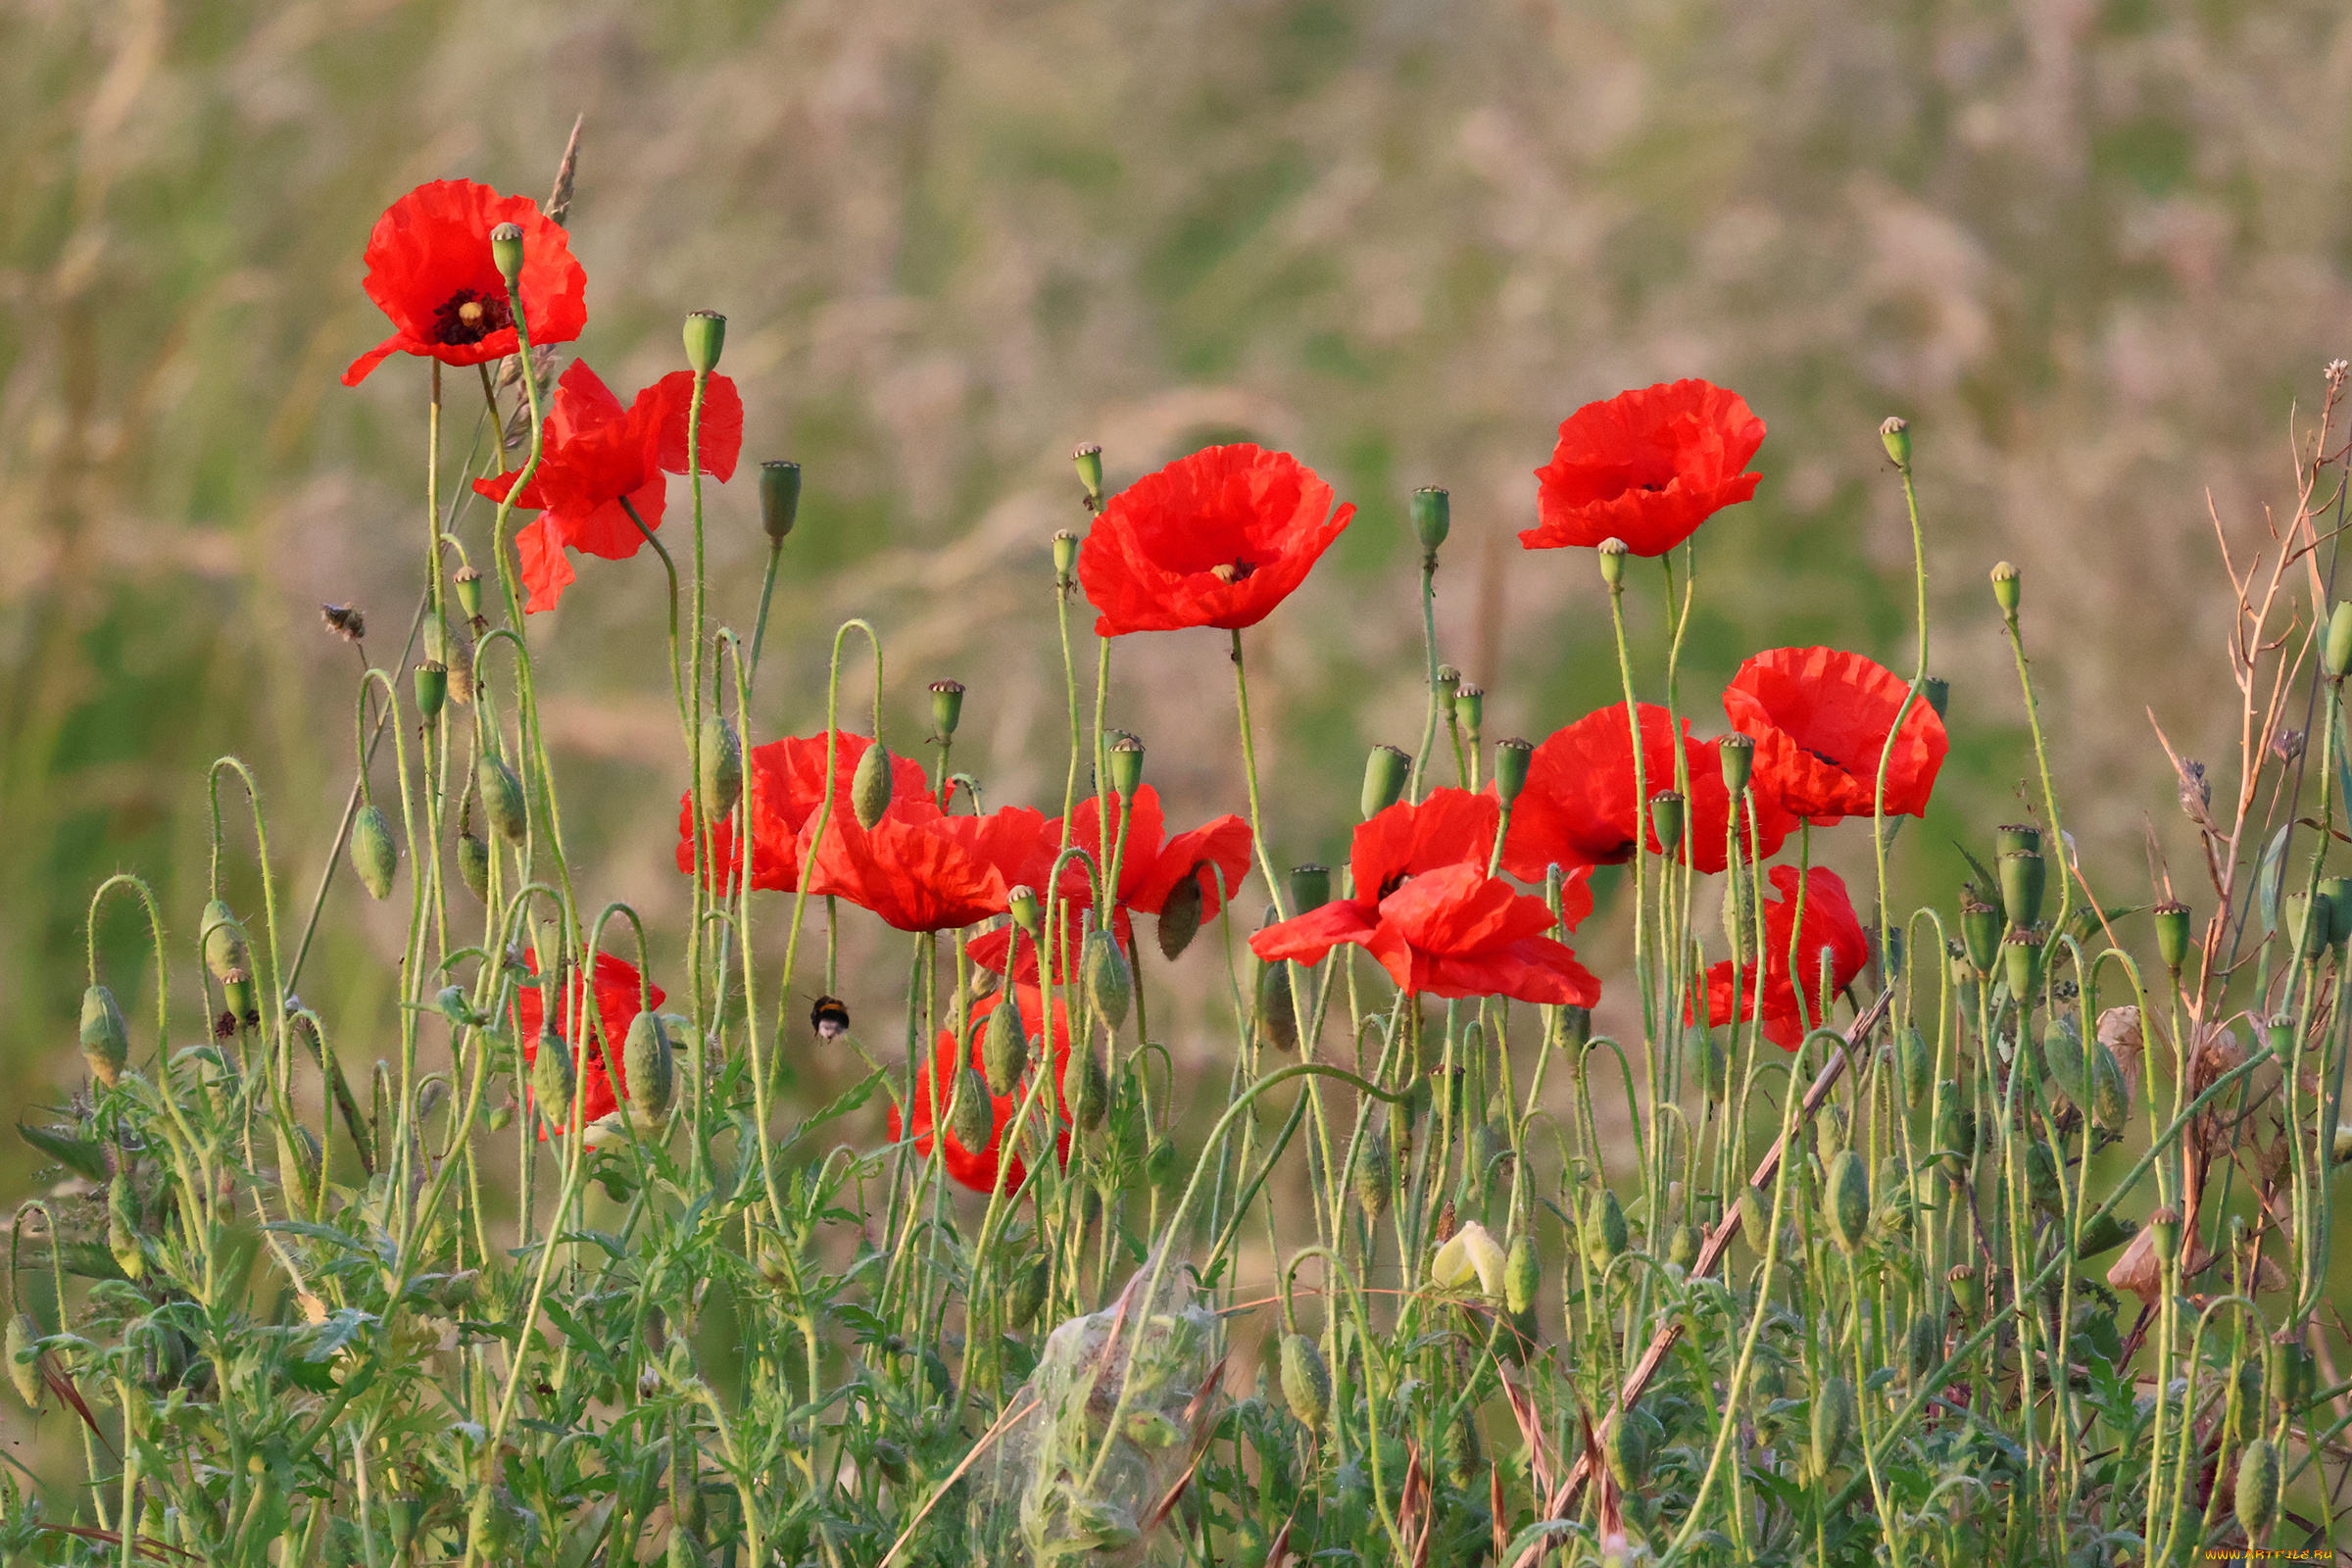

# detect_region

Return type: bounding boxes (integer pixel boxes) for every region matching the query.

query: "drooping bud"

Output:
[532,1037,577,1133]
[201,900,251,984]
[477,749,527,844]
[2152,901,2192,973]
[80,985,129,1088]
[1719,730,1754,798]
[1107,734,1145,799]
[2328,601,2352,680]
[2235,1437,2282,1541]
[1280,1334,1332,1432]
[2002,928,2042,1004]
[1998,851,2045,932]
[1493,737,1534,807]
[1647,792,1686,858]
[1007,885,1043,935]
[980,994,1026,1096]
[1960,897,2002,976]
[1667,1224,1700,1270]
[1811,1375,1857,1472]
[1585,1188,1629,1271]
[2322,876,2352,954]
[5,1314,41,1410]
[624,1012,676,1126]
[1084,928,1133,1031]
[1879,415,1911,468]
[1503,1234,1541,1316]
[1006,1256,1051,1330]
[1556,1003,1592,1052]
[1155,870,1204,960]
[489,221,525,285]
[1145,1135,1177,1190]
[1603,1410,1648,1491]
[851,741,895,830]
[759,461,802,543]
[414,662,448,721]
[1825,1149,1871,1256]
[1353,1132,1393,1218]
[928,679,964,740]
[1360,744,1410,819]
[1453,683,1484,742]
[1073,443,1104,505]
[424,614,475,705]
[1409,486,1450,557]
[277,1123,322,1212]
[681,310,726,374]
[1896,1025,1930,1109]
[1061,1047,1107,1131]
[949,1067,995,1154]
[352,804,398,901]
[458,832,492,903]
[698,714,743,822]
[1256,960,1299,1053]
[2088,1041,2130,1133]
[1989,560,2021,620]
[1921,676,1949,718]
[2038,1014,2086,1105]
[2284,889,2332,959]
[1052,529,1079,586]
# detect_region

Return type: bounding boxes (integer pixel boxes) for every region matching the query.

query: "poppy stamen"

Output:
[1209,560,1259,585]
[431,288,514,348]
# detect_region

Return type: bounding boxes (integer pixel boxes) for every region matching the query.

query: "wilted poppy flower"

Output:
[1500,704,1792,879]
[1077,444,1354,636]
[890,982,1073,1193]
[677,731,933,894]
[513,948,666,1131]
[342,179,588,385]
[1698,864,1869,1049]
[472,361,745,613]
[1251,789,1599,1004]
[808,804,1060,933]
[1520,380,1766,557]
[1722,647,1947,822]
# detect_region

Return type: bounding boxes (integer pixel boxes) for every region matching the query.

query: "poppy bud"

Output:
[1107,734,1145,799]
[1812,1375,1857,1472]
[1453,683,1484,742]
[1154,869,1204,961]
[1719,731,1754,798]
[277,1123,322,1212]
[1084,928,1132,1031]
[851,740,895,830]
[109,1171,143,1281]
[1585,1188,1628,1271]
[459,832,492,904]
[949,1067,995,1154]
[1879,415,1911,468]
[2002,929,2042,1005]
[2325,601,2352,681]
[2072,1211,2134,1259]
[681,310,726,374]
[1409,486,1450,558]
[489,221,525,285]
[1667,1223,1700,1270]
[2322,876,2352,954]
[1922,675,1949,718]
[1503,1233,1541,1316]
[1280,1333,1331,1432]
[352,804,398,901]
[1998,851,2045,932]
[1360,744,1410,819]
[1145,1134,1177,1190]
[2235,1436,2282,1540]
[486,1101,514,1133]
[1434,664,1462,716]
[699,713,743,822]
[1073,443,1104,505]
[1007,884,1042,935]
[1556,1004,1592,1053]
[1052,528,1079,586]
[870,1440,909,1488]
[624,1011,676,1125]
[202,900,251,984]
[1932,1081,1972,1181]
[1005,1255,1051,1331]
[453,565,484,626]
[1255,959,1299,1053]
[532,1036,577,1132]
[2038,1014,2085,1104]
[413,662,448,722]
[928,679,964,740]
[1353,1130,1395,1219]
[2089,1041,2130,1133]
[80,984,129,1088]
[425,614,476,706]
[2284,889,2332,959]
[6,1314,41,1410]
[1825,1149,1871,1256]
[1061,1046,1107,1131]
[1596,536,1630,588]
[1903,1311,1942,1382]
[1896,1025,1930,1109]
[478,749,527,845]
[2152,901,2192,972]
[1989,560,2021,620]
[1647,792,1686,857]
[759,460,802,544]
[1603,1410,1647,1490]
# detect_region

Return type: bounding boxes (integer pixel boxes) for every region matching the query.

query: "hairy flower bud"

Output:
[760,460,802,543]
[478,749,527,845]
[681,310,726,374]
[1084,928,1132,1031]
[458,832,492,904]
[1280,1334,1331,1432]
[2328,601,2352,681]
[1825,1149,1871,1256]
[1061,1046,1107,1131]
[80,984,129,1088]
[1006,1256,1050,1330]
[1812,1375,1857,1473]
[1256,960,1299,1053]
[5,1314,41,1410]
[949,1066,995,1154]
[851,740,895,830]
[2235,1437,2282,1541]
[1503,1234,1541,1316]
[201,900,251,984]
[1155,870,1204,960]
[1585,1188,1629,1271]
[624,1011,676,1126]
[1603,1410,1648,1491]
[1906,1310,1941,1381]
[1353,1132,1393,1218]
[1896,1026,1930,1110]
[980,995,1026,1096]
[532,1036,577,1133]
[699,714,743,823]
[352,804,398,901]
[1360,744,1410,820]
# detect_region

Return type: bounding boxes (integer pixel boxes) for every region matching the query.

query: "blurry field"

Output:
[4,0,2351,1214]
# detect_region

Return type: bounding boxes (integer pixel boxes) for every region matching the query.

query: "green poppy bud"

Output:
[2328,601,2352,681]
[458,832,492,903]
[1052,528,1079,584]
[2002,929,2042,1006]
[1061,1047,1106,1131]
[2088,1042,2130,1133]
[1107,734,1145,800]
[1007,884,1043,935]
[2234,1437,2282,1541]
[80,984,129,1088]
[276,1123,322,1212]
[1603,1410,1647,1490]
[1085,928,1133,1031]
[1597,536,1630,589]
[1073,442,1104,504]
[201,900,250,984]
[2152,900,2192,972]
[870,1439,910,1488]
[109,1171,143,1281]
[1719,730,1755,798]
[2284,888,2332,959]
[1502,1234,1541,1315]
[1585,1188,1628,1271]
[487,1102,514,1133]
[1289,863,1331,912]
[623,1011,676,1126]
[850,740,895,830]
[414,661,448,721]
[1007,1255,1051,1330]
[928,679,964,740]
[699,714,743,823]
[1280,1333,1331,1432]
[1155,870,1203,960]
[1811,1375,1856,1472]
[477,749,527,845]
[681,310,725,374]
[1353,1132,1393,1218]
[1989,560,2021,620]
[1256,960,1298,1053]
[1896,1025,1931,1109]
[1878,415,1911,468]
[532,1036,577,1132]
[980,995,1026,1096]
[1409,485,1450,557]
[1998,850,2045,932]
[1145,1135,1177,1190]
[2072,1211,2134,1258]
[760,460,802,543]
[1668,1224,1700,1271]
[6,1314,41,1410]
[1737,1185,1772,1248]
[2038,1014,2085,1104]
[2025,1140,2063,1215]
[1906,1311,1941,1381]
[1933,1081,1970,1180]
[1453,682,1484,742]
[1359,743,1411,819]
[489,221,524,285]
[352,804,398,901]
[949,1066,995,1153]
[1556,1003,1592,1053]
[1825,1149,1871,1256]
[1648,791,1686,857]
[1921,676,1949,718]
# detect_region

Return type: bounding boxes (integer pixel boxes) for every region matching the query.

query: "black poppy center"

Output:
[432,287,514,347]
[1208,559,1259,585]
[1804,745,1852,773]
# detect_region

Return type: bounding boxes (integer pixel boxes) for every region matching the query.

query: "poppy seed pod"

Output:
[1360,744,1410,820]
[80,984,129,1088]
[681,310,725,374]
[1453,683,1483,741]
[1084,928,1132,1031]
[1647,791,1686,857]
[850,740,895,830]
[1006,885,1042,935]
[1107,734,1145,799]
[1993,822,2040,858]
[949,1067,995,1154]
[489,220,525,284]
[6,1313,41,1410]
[414,661,448,721]
[624,1011,675,1125]
[2151,901,2192,972]
[1989,560,2021,619]
[1811,1375,1857,1472]
[2003,929,2042,1005]
[1051,528,1079,588]
[478,749,527,844]
[452,565,484,625]
[980,996,1026,1096]
[2235,1437,2282,1540]
[1825,1149,1871,1256]
[2328,601,2352,680]
[1073,442,1104,504]
[1409,485,1450,557]
[1280,1333,1331,1432]
[758,460,802,544]
[2149,1205,2181,1267]
[1494,737,1534,806]
[1958,897,2001,976]
[1998,851,2045,932]
[1719,730,1754,797]
[1434,664,1462,718]
[1922,675,1949,718]
[1061,1046,1107,1131]
[928,679,964,740]
[1503,1233,1541,1316]
[1596,536,1630,588]
[352,804,399,901]
[698,713,744,824]
[458,832,491,903]
[1290,863,1331,912]
[1879,415,1911,468]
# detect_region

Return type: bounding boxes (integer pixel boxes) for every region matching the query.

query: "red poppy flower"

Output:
[1250,789,1599,1004]
[471,361,745,613]
[342,179,588,386]
[889,982,1074,1193]
[513,948,666,1131]
[1500,704,1793,879]
[1521,380,1766,557]
[808,804,1061,934]
[1077,444,1354,636]
[1722,647,1947,823]
[676,732,934,893]
[1698,864,1870,1049]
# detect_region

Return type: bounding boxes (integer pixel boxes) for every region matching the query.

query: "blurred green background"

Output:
[5,0,2350,1200]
